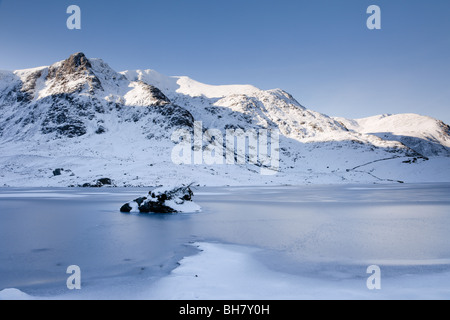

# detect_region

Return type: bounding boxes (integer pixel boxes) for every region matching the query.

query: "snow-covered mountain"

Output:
[335,114,450,157]
[0,52,449,187]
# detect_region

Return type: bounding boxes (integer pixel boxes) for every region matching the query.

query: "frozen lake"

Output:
[0,184,450,299]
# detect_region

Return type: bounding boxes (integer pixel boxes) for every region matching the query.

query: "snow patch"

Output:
[146,242,450,300]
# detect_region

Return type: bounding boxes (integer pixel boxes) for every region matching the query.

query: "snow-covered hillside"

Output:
[335,114,450,157]
[0,52,449,187]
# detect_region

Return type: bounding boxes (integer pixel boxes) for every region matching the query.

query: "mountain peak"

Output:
[64,52,91,71]
[53,52,93,76]
[46,52,102,94]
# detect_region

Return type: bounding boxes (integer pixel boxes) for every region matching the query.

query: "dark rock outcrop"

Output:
[120,185,199,214]
[97,178,112,185]
[78,178,114,188]
[53,168,63,176]
[46,52,103,94]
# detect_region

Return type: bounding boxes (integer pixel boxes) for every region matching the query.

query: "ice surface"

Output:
[0,185,449,300]
[145,242,450,300]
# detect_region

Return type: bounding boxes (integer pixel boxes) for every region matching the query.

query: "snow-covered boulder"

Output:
[120,185,201,214]
[72,178,114,188]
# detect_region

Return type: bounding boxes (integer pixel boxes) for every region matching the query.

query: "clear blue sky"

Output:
[0,0,449,123]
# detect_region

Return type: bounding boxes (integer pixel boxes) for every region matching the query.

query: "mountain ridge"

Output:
[0,52,449,187]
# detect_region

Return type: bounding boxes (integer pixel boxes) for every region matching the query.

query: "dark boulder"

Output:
[95,126,106,134]
[120,203,133,213]
[53,168,63,176]
[120,185,200,214]
[134,197,147,206]
[97,178,112,186]
[138,201,177,214]
[79,178,114,188]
